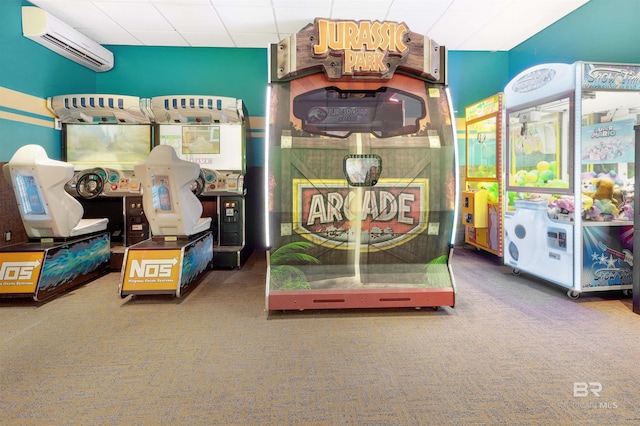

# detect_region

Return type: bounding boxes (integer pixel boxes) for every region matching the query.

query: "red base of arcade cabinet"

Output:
[268,287,455,311]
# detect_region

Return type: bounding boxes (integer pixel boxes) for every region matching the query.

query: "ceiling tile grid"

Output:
[27,0,590,50]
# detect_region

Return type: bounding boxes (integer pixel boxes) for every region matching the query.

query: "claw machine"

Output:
[504,62,636,299]
[265,18,458,311]
[463,93,504,256]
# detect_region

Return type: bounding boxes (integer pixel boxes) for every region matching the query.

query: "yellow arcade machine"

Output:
[462,93,504,256]
[266,18,458,311]
[0,145,110,302]
[119,145,214,297]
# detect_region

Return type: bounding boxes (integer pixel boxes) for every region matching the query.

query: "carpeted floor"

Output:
[1,246,639,425]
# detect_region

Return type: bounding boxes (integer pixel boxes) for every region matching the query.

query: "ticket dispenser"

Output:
[220,196,243,246]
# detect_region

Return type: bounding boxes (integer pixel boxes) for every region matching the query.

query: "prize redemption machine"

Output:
[48,94,155,270]
[462,93,504,256]
[266,18,458,311]
[152,95,250,269]
[504,62,637,299]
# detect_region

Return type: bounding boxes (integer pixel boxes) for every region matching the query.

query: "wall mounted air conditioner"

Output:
[22,6,114,72]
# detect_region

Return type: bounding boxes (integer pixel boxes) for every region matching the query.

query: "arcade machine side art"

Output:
[265,18,458,311]
[462,93,504,257]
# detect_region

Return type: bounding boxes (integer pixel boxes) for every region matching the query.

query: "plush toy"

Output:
[618,195,634,221]
[584,201,602,221]
[595,198,619,221]
[581,171,597,193]
[581,195,593,212]
[590,178,622,206]
[548,195,576,220]
[555,196,575,213]
[618,202,634,221]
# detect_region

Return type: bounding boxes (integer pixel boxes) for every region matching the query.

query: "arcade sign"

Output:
[273,18,444,82]
[292,179,429,251]
[582,63,640,90]
[312,19,408,76]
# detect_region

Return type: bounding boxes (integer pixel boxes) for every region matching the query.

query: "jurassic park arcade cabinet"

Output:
[266,18,458,311]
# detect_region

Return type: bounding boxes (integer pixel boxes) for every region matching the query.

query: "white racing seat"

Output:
[3,144,108,239]
[134,145,211,237]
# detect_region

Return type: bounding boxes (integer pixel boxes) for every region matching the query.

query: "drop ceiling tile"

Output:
[28,0,118,29]
[152,0,211,3]
[385,10,445,35]
[211,0,272,6]
[22,0,594,51]
[329,7,390,21]
[180,32,236,47]
[214,6,277,33]
[154,4,224,32]
[93,2,174,31]
[331,0,393,6]
[129,30,189,46]
[230,32,281,48]
[272,0,333,7]
[82,28,143,45]
[274,7,330,34]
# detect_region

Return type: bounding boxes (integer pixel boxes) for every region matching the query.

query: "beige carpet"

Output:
[1,247,640,425]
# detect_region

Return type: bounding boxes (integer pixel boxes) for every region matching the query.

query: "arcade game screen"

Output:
[63,124,153,171]
[157,124,243,171]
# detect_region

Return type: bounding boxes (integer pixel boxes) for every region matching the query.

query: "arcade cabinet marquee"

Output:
[265,18,458,311]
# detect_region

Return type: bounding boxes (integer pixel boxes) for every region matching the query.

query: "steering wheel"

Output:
[190,174,206,196]
[76,172,104,199]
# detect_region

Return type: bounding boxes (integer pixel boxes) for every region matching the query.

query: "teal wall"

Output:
[96,46,268,117]
[2,0,640,163]
[508,0,640,79]
[1,1,97,97]
[0,0,96,160]
[448,51,509,117]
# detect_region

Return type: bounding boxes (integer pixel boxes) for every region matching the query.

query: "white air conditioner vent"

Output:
[22,6,114,72]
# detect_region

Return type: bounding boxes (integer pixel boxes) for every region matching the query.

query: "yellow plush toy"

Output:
[590,179,620,219]
[591,179,620,205]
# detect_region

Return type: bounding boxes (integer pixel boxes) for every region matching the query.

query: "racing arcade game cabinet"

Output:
[0,145,110,302]
[266,18,458,311]
[152,95,250,269]
[48,94,154,270]
[119,144,214,298]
